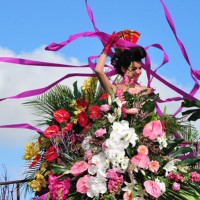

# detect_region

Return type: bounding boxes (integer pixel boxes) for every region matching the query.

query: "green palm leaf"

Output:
[23,85,75,127]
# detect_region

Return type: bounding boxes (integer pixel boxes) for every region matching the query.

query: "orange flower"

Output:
[149,160,160,173]
[137,145,149,155]
[123,191,132,200]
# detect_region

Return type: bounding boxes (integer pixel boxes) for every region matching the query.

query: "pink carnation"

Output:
[143,120,164,140]
[190,171,200,182]
[48,173,71,200]
[131,152,150,169]
[107,169,123,194]
[95,128,107,137]
[100,104,110,112]
[76,175,90,194]
[70,161,88,176]
[144,180,161,198]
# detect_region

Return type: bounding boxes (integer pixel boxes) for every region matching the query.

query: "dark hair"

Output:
[111,46,146,76]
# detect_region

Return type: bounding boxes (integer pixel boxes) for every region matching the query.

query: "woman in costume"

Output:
[95,30,147,94]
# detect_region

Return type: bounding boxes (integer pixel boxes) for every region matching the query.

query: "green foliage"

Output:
[171,147,193,158]
[182,100,200,121]
[23,85,74,126]
[164,138,184,154]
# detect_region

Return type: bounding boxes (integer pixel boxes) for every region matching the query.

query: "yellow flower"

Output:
[70,117,78,124]
[28,172,47,192]
[28,180,42,192]
[40,162,48,172]
[23,142,40,160]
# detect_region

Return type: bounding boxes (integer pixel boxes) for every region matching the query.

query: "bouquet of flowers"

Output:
[23,77,200,200]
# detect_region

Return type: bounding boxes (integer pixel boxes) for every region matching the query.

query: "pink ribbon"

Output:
[0,123,43,133]
[34,193,48,200]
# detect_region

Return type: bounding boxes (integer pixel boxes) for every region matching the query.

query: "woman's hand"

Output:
[101,32,120,54]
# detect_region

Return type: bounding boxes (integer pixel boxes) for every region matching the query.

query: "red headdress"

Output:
[114,29,141,55]
[118,29,140,44]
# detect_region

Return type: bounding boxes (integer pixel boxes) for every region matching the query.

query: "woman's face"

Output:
[124,61,142,82]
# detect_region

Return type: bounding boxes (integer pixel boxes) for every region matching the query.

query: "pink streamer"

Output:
[0,123,43,133]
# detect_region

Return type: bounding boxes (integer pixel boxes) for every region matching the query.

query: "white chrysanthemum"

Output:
[120,157,130,170]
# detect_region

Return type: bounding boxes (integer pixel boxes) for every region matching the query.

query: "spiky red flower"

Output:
[89,106,101,119]
[78,112,88,127]
[54,109,70,124]
[43,125,60,138]
[45,146,58,161]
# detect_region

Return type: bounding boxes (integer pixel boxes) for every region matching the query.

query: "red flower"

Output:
[54,109,70,124]
[83,123,92,133]
[89,106,101,119]
[99,93,108,100]
[161,121,166,131]
[45,145,58,161]
[63,123,73,134]
[29,154,41,168]
[43,125,60,138]
[76,98,88,110]
[78,112,88,127]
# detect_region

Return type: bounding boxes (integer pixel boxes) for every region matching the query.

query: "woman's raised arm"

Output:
[95,32,119,94]
[95,53,113,94]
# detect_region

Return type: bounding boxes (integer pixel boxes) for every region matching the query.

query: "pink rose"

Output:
[95,128,107,137]
[144,180,161,198]
[100,104,110,112]
[172,182,180,191]
[143,120,163,140]
[70,161,88,176]
[131,152,150,169]
[76,175,90,194]
[149,160,160,173]
[126,108,139,114]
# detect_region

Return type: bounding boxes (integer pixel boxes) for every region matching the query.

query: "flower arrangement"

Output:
[23,78,200,200]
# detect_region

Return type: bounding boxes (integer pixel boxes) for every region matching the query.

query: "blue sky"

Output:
[0,0,199,199]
